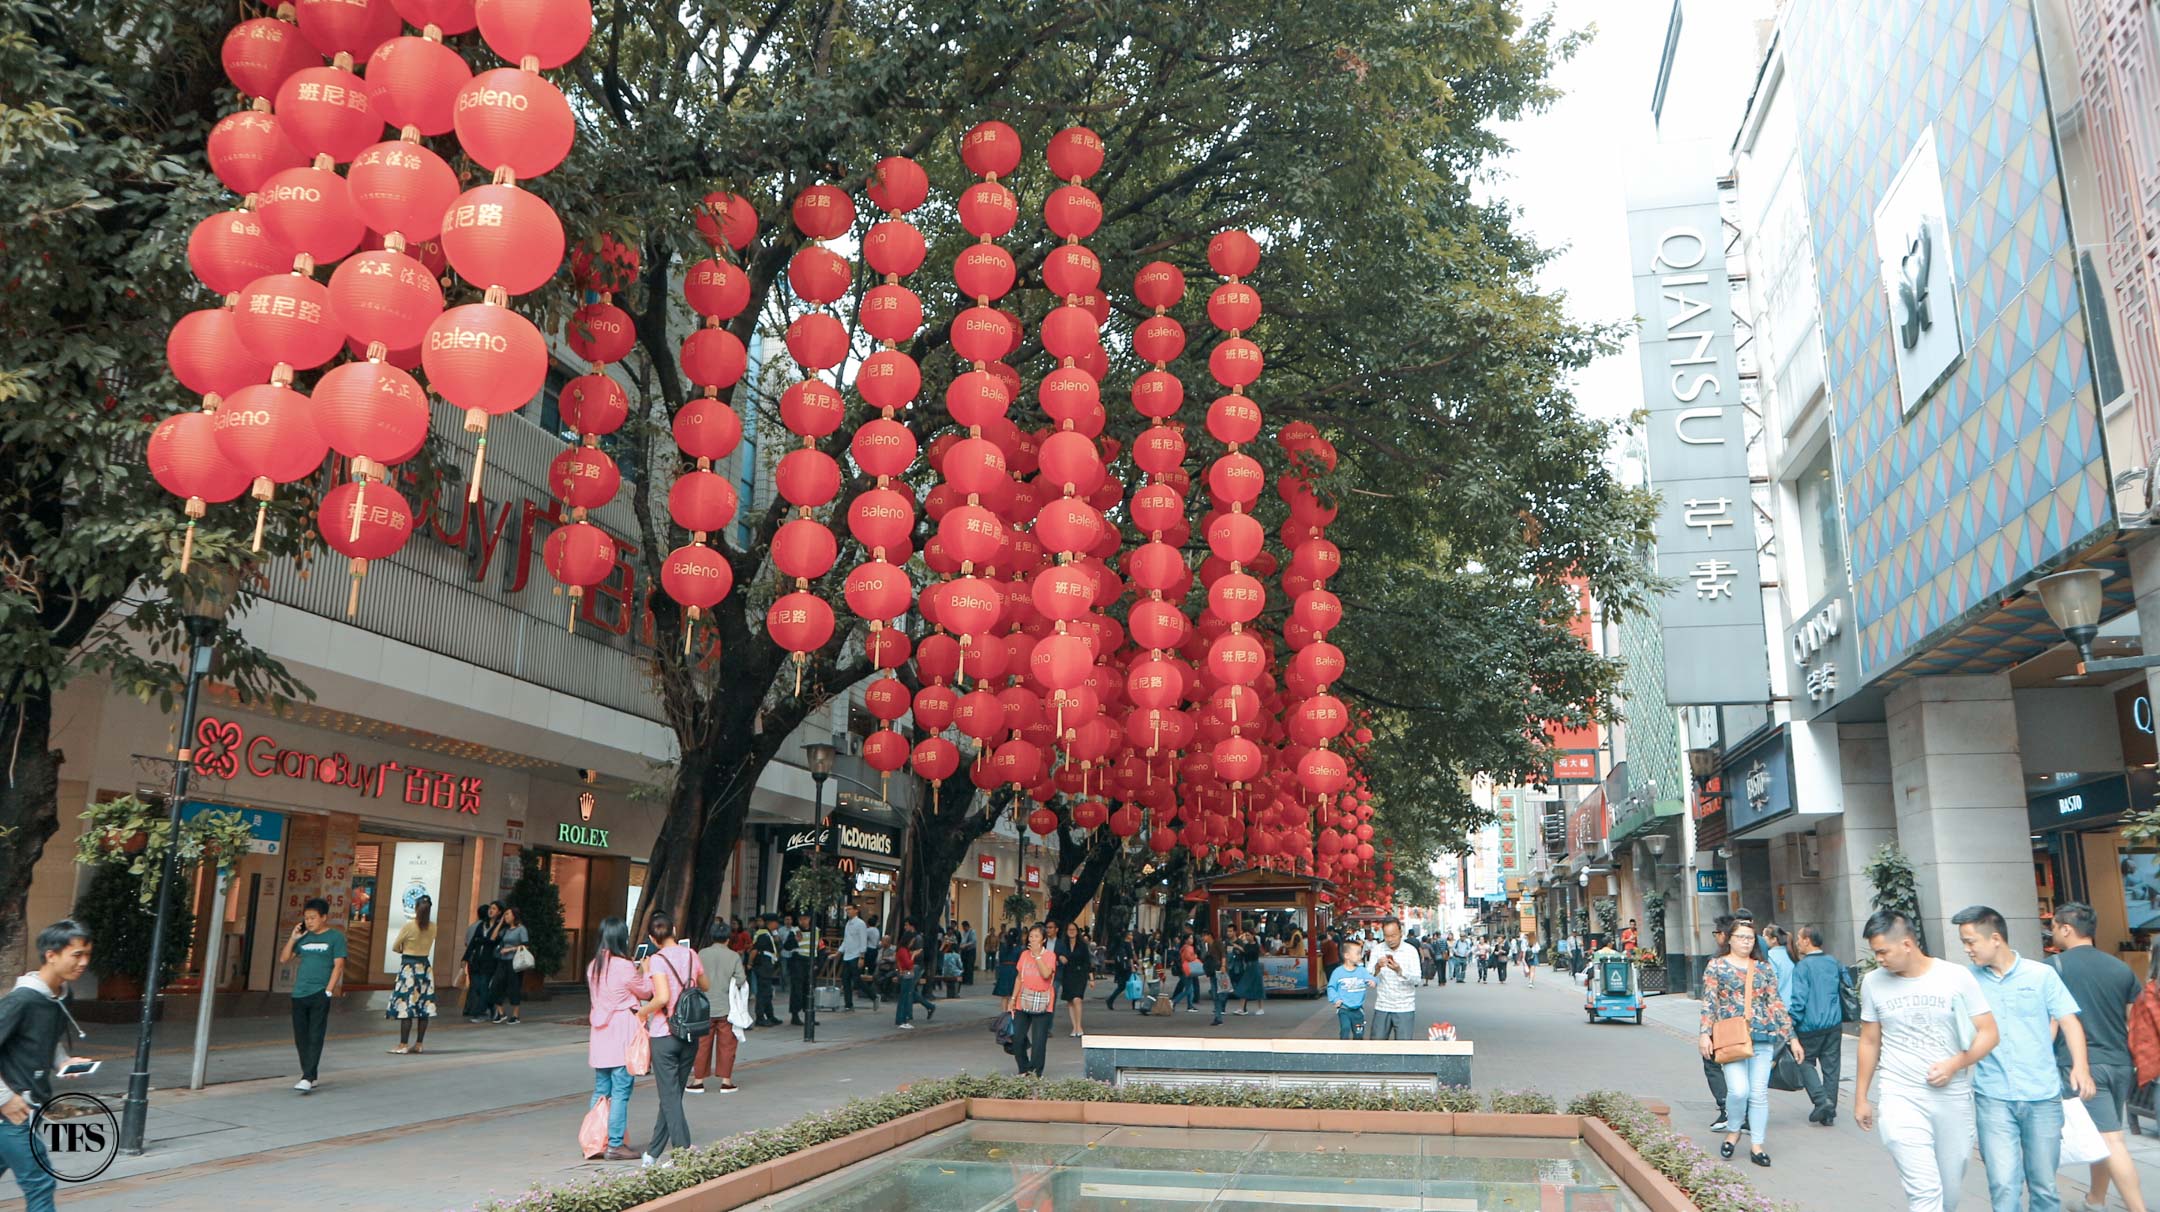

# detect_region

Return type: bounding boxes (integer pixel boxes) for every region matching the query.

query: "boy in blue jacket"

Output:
[1328,939,1378,1040]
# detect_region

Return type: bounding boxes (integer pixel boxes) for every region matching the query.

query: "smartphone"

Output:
[632,943,653,962]
[57,1060,99,1078]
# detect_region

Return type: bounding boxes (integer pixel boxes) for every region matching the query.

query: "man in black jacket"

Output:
[0,919,94,1212]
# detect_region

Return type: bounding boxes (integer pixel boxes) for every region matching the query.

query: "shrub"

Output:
[1487,1088,1557,1114]
[507,855,569,978]
[1569,1090,1794,1212]
[73,863,192,985]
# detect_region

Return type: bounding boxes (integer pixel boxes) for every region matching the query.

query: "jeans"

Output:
[1012,1009,1054,1076]
[0,1119,56,1212]
[1107,964,1132,1008]
[897,975,917,1025]
[1170,975,1197,1008]
[1975,1094,2062,1212]
[291,992,331,1081]
[841,956,872,1008]
[590,1065,633,1149]
[1337,1006,1367,1040]
[1495,958,1508,983]
[1796,1027,1843,1114]
[692,1018,736,1081]
[1450,957,1468,982]
[1878,1085,1977,1212]
[648,1034,695,1158]
[1211,985,1233,1023]
[1370,1009,1414,1040]
[1721,1045,1776,1148]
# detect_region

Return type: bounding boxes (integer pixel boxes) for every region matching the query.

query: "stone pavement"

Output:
[15,965,2160,1210]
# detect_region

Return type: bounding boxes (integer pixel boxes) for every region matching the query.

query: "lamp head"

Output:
[802,741,837,778]
[2033,569,2107,662]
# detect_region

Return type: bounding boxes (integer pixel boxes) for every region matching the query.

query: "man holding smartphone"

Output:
[279,897,346,1094]
[0,919,95,1212]
[1365,919,1422,1041]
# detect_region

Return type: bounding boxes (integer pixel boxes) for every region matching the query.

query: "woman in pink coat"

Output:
[585,916,656,1160]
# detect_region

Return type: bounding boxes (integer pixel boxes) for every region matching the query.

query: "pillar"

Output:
[1884,674,2040,953]
[2131,541,2160,748]
[1816,720,1894,959]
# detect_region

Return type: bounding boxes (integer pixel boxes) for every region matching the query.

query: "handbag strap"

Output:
[1738,961,1755,1020]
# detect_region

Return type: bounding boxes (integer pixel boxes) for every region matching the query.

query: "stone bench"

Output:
[1080,1034,1473,1093]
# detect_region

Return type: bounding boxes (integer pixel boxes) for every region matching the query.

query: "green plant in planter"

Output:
[73,864,192,986]
[506,853,569,978]
[1002,890,1037,926]
[786,863,850,919]
[1865,841,1924,951]
[1641,891,1667,959]
[74,794,256,906]
[1595,898,1618,938]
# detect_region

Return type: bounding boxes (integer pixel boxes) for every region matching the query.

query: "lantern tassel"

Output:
[179,519,196,574]
[683,616,695,655]
[349,478,366,544]
[468,434,489,504]
[251,501,268,552]
[566,595,576,633]
[346,558,365,616]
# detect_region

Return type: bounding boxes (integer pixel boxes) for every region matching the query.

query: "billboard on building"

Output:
[1628,143,1772,705]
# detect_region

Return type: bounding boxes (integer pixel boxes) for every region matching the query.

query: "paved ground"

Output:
[12,965,2160,1210]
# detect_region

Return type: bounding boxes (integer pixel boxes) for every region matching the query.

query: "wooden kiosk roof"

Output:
[1189,867,1337,895]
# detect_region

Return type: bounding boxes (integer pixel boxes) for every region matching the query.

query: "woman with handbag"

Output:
[1106,931,1135,1011]
[1697,919,1802,1167]
[1009,924,1059,1076]
[493,906,530,1024]
[583,917,656,1162]
[460,902,502,1021]
[1174,935,1202,1011]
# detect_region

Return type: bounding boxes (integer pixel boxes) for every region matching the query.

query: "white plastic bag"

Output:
[2063,1096,2111,1167]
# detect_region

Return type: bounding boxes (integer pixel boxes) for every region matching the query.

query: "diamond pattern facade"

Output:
[1783,0,2116,683]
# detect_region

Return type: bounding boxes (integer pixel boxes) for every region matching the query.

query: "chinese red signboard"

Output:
[1024,864,1041,889]
[193,716,483,814]
[1541,578,1602,782]
[978,854,998,879]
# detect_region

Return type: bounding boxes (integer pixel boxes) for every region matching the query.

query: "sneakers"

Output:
[898,1022,914,1029]
[293,1079,314,1093]
[718,1081,738,1094]
[602,1145,640,1161]
[1709,1113,1729,1133]
[1233,1009,1248,1016]
[1253,1009,1264,1016]
[685,1082,705,1095]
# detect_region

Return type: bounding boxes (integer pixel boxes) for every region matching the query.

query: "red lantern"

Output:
[1208,282,1262,333]
[346,140,460,241]
[694,191,757,251]
[960,120,1021,178]
[850,420,917,480]
[274,66,384,163]
[953,244,1015,302]
[668,469,738,534]
[234,273,346,369]
[318,478,414,612]
[866,155,929,214]
[774,448,840,507]
[911,736,960,783]
[1047,126,1104,181]
[547,446,620,510]
[312,359,430,461]
[684,259,750,319]
[213,383,328,485]
[223,18,321,101]
[860,285,923,344]
[788,245,853,305]
[958,181,1017,238]
[561,373,628,436]
[1134,261,1186,310]
[167,309,272,401]
[784,313,847,370]
[1026,806,1059,836]
[328,248,444,350]
[790,184,855,240]
[1042,245,1103,300]
[364,36,471,136]
[295,0,402,58]
[847,486,914,554]
[391,0,478,34]
[772,517,838,580]
[564,301,633,365]
[542,521,618,627]
[862,729,909,774]
[660,543,733,611]
[779,379,846,436]
[453,68,574,177]
[672,395,742,462]
[865,221,927,278]
[148,410,252,540]
[843,561,911,622]
[768,590,835,655]
[424,304,546,414]
[1208,230,1261,278]
[474,0,593,69]
[950,307,1015,365]
[680,326,748,388]
[441,184,564,296]
[1043,185,1102,240]
[256,165,365,264]
[208,112,307,196]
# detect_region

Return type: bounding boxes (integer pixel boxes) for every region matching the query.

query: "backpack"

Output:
[657,951,712,1042]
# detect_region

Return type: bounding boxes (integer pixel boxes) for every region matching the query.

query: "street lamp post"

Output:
[121,566,238,1155]
[802,740,836,1043]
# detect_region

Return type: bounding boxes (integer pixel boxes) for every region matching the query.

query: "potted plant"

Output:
[507,855,570,989]
[786,864,851,922]
[73,864,194,1002]
[74,794,257,907]
[1002,890,1037,927]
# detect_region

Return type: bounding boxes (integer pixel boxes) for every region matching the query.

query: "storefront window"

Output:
[1793,442,1845,607]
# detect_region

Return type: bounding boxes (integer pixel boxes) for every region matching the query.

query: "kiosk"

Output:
[1190,867,1334,996]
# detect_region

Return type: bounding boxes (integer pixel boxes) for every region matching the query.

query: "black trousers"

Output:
[1012,1009,1054,1077]
[648,1034,695,1158]
[1796,1027,1843,1113]
[787,956,809,1015]
[1107,963,1132,1007]
[962,947,977,985]
[754,967,777,1022]
[291,993,330,1081]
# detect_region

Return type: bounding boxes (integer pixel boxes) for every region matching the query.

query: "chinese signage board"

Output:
[1785,589,1859,719]
[192,715,483,814]
[179,801,284,854]
[2027,774,2131,834]
[1628,146,1771,705]
[1724,731,1794,835]
[1696,869,1729,894]
[1543,578,1603,781]
[978,854,998,879]
[1875,127,1966,415]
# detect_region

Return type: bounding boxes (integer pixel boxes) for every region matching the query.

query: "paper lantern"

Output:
[452,68,574,177]
[862,729,909,774]
[784,313,847,370]
[148,410,252,568]
[672,395,742,463]
[866,155,928,214]
[860,285,923,345]
[680,326,748,389]
[474,0,593,69]
[234,273,346,369]
[346,140,461,241]
[843,560,911,622]
[565,301,633,365]
[952,244,1015,302]
[1208,230,1261,278]
[772,517,838,580]
[774,448,840,507]
[547,446,620,510]
[273,66,384,163]
[295,0,402,58]
[790,184,855,240]
[865,220,927,277]
[667,469,738,535]
[441,184,564,296]
[256,165,365,264]
[787,246,852,305]
[312,359,430,461]
[694,191,757,251]
[167,309,273,401]
[1134,261,1186,310]
[328,248,444,350]
[684,258,750,319]
[958,181,1017,238]
[223,18,322,101]
[660,542,732,611]
[959,120,1020,178]
[364,35,471,136]
[390,0,478,34]
[561,373,628,436]
[422,304,546,414]
[542,522,617,628]
[1046,126,1104,181]
[767,590,835,652]
[208,111,307,196]
[911,737,960,783]
[318,478,414,612]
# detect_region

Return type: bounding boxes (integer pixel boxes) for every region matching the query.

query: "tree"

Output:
[0,0,308,956]
[547,0,1652,938]
[72,864,193,988]
[507,854,571,978]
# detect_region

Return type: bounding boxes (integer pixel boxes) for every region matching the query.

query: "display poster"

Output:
[379,840,446,974]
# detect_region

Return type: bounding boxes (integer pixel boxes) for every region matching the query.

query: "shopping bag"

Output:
[1124,974,1142,1003]
[1769,1050,1807,1092]
[624,1025,651,1077]
[2063,1096,2111,1167]
[579,1098,611,1159]
[991,1010,1017,1054]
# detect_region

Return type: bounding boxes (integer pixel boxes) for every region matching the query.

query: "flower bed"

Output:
[470,1076,1777,1212]
[1571,1090,1797,1212]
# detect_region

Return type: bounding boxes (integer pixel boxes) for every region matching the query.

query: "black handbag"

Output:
[1768,1048,1807,1092]
[992,1009,1017,1053]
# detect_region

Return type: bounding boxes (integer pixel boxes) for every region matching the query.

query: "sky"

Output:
[1486,0,1676,425]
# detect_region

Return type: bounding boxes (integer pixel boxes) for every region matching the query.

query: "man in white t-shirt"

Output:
[1854,910,1999,1212]
[1365,919,1422,1041]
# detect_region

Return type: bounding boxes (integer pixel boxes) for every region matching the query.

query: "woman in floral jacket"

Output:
[1696,919,1802,1167]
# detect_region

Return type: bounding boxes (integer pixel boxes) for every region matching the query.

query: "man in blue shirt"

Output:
[1764,924,1795,1001]
[1955,905,2094,1212]
[1785,924,1852,1125]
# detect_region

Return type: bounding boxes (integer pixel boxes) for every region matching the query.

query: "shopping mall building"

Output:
[1572,0,2160,976]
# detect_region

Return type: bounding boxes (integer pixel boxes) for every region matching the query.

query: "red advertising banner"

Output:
[978,854,998,879]
[1541,578,1602,781]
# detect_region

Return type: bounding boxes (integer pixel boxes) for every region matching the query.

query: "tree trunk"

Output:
[0,692,63,967]
[901,781,1005,933]
[1045,830,1124,925]
[682,756,760,947]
